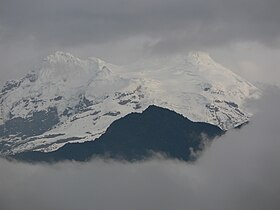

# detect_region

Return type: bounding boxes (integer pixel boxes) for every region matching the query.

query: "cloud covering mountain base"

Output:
[0,89,279,210]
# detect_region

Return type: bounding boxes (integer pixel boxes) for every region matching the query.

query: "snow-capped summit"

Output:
[188,51,213,61]
[45,51,81,63]
[0,51,261,155]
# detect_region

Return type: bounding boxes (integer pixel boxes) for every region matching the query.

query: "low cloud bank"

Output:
[0,89,280,210]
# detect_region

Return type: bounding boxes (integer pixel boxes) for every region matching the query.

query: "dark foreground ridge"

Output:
[12,105,224,162]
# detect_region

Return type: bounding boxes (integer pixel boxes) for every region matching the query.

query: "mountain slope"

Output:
[13,105,224,162]
[0,51,260,155]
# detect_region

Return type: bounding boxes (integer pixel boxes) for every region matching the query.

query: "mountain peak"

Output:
[45,51,81,64]
[43,51,110,73]
[0,51,261,155]
[187,51,215,64]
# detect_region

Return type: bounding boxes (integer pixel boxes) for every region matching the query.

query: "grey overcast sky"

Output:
[0,0,280,83]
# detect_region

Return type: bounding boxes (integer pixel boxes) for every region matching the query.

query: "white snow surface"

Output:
[0,51,261,154]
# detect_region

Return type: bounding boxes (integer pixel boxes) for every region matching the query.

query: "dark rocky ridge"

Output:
[12,105,224,162]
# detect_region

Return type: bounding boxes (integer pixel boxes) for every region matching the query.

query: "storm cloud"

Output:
[0,89,279,210]
[0,0,280,84]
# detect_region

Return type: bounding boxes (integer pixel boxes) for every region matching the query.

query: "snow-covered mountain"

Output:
[0,51,260,155]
